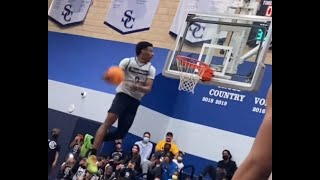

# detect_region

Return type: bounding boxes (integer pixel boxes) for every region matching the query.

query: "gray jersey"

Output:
[116,57,156,100]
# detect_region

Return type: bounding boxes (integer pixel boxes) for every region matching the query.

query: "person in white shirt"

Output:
[72,158,87,180]
[172,151,184,172]
[135,132,153,161]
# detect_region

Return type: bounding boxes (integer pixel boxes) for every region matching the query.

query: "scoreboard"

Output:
[247,0,272,48]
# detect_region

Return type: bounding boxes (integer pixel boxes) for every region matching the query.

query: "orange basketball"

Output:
[103,66,125,85]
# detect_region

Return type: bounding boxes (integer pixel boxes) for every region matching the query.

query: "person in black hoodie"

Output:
[122,144,141,171]
[48,128,61,176]
[116,160,137,180]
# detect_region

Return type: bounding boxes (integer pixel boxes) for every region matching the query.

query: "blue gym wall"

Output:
[48,31,272,177]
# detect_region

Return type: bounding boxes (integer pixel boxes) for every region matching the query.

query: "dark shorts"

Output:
[105,93,140,141]
[108,92,140,116]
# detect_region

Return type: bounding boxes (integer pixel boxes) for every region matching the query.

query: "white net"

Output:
[176,56,207,93]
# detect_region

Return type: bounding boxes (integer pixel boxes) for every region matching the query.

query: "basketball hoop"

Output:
[176,56,214,93]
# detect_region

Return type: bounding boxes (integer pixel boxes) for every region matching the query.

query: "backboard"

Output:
[162,13,272,91]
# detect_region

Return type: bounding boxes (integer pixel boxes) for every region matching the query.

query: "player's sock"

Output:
[90,148,97,156]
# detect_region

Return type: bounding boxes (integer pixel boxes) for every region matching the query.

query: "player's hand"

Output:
[129,84,139,91]
[124,81,140,92]
[127,82,139,92]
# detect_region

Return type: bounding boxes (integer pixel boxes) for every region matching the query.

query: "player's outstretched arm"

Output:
[232,86,272,180]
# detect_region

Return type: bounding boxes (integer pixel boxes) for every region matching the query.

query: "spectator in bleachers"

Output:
[142,143,172,179]
[69,134,84,160]
[48,128,61,176]
[109,139,126,170]
[216,150,237,180]
[155,132,179,156]
[199,149,237,180]
[76,168,102,180]
[172,151,184,172]
[72,150,108,180]
[101,164,115,180]
[135,132,153,161]
[122,144,142,171]
[72,158,87,180]
[58,155,77,180]
[83,170,100,180]
[115,160,137,180]
[95,156,108,178]
[148,154,162,180]
[161,151,179,180]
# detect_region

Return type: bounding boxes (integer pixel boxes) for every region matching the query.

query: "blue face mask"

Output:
[143,137,149,143]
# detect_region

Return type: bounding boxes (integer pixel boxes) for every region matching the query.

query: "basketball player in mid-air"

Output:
[87,41,156,173]
[232,85,272,180]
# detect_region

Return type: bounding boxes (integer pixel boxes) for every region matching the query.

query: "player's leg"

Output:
[103,114,126,141]
[102,93,140,141]
[87,114,118,174]
[92,113,118,153]
[87,93,127,173]
[114,95,140,140]
[93,93,131,151]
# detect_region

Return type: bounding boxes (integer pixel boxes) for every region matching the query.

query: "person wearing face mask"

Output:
[155,132,180,156]
[109,139,126,170]
[122,144,141,171]
[48,128,61,176]
[199,150,237,180]
[134,132,153,162]
[216,150,237,180]
[172,151,185,172]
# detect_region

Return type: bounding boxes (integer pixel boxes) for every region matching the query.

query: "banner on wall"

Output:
[48,0,92,26]
[104,0,160,35]
[169,0,234,43]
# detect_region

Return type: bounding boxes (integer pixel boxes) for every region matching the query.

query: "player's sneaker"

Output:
[87,155,98,174]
